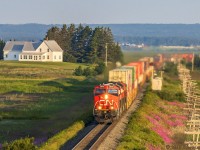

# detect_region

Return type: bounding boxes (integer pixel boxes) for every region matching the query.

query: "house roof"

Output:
[3,41,40,52]
[3,40,63,52]
[3,41,26,51]
[44,40,63,52]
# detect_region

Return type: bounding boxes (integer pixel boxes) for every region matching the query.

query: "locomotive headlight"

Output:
[105,94,108,100]
[98,106,102,110]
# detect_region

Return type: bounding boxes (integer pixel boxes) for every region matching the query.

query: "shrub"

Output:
[74,66,83,76]
[83,67,97,77]
[164,62,178,76]
[94,62,105,75]
[3,137,37,150]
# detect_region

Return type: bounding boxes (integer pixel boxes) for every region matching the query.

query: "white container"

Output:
[109,69,132,93]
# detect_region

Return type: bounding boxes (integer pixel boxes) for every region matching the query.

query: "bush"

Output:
[3,137,37,150]
[164,62,178,76]
[94,62,105,75]
[74,66,83,76]
[83,67,97,77]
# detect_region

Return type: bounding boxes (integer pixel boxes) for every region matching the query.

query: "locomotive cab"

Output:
[93,82,127,123]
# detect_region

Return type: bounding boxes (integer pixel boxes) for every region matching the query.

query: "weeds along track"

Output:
[72,123,115,150]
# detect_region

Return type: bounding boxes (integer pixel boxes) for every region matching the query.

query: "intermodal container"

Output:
[139,57,150,71]
[109,69,132,93]
[121,66,136,81]
[127,62,143,76]
[109,69,133,107]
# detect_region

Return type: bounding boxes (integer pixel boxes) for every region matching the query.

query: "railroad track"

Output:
[72,122,116,150]
[62,85,147,150]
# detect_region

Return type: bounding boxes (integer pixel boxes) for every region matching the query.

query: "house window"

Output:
[43,56,45,59]
[40,48,42,52]
[39,56,41,60]
[47,49,50,52]
[35,56,37,60]
[47,55,49,59]
[59,55,61,59]
[5,54,8,58]
[54,55,56,59]
[29,55,31,59]
[14,55,16,58]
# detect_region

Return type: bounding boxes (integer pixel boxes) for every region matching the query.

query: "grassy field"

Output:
[1,50,193,148]
[0,61,103,145]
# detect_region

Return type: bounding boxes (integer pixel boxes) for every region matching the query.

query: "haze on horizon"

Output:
[0,0,199,24]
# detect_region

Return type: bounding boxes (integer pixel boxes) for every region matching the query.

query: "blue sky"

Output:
[0,0,199,24]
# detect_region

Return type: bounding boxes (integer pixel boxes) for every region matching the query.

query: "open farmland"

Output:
[0,61,102,144]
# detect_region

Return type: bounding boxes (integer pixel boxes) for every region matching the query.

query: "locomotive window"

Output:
[108,89,118,96]
[95,89,106,95]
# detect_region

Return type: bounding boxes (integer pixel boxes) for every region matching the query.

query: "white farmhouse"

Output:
[3,40,63,62]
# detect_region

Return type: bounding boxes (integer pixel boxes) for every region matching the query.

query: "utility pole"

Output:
[105,43,108,67]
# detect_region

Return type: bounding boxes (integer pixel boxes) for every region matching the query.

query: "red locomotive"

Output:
[93,82,127,123]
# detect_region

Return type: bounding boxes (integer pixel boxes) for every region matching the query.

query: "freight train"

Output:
[93,57,154,123]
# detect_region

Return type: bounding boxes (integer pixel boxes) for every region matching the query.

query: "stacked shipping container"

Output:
[109,57,154,108]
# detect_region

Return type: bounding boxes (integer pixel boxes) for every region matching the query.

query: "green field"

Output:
[0,61,103,144]
[1,50,192,148]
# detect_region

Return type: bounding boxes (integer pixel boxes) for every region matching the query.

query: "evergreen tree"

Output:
[0,40,5,60]
[44,24,123,64]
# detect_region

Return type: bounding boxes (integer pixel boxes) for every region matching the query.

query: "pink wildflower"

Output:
[154,115,161,121]
[152,127,173,144]
[170,114,187,120]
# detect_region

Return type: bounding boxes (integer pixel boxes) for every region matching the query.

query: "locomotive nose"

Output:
[104,94,108,99]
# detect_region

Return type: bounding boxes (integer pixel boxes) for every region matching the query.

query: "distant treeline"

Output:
[45,24,123,63]
[115,36,200,46]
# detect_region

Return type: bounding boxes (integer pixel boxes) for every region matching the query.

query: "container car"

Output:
[93,57,154,123]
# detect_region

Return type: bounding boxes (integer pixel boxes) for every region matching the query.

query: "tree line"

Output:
[116,36,200,46]
[45,24,123,64]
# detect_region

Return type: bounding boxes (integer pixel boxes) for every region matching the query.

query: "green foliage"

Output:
[45,24,123,64]
[156,75,185,102]
[164,62,178,76]
[94,62,105,74]
[117,90,164,150]
[0,61,101,144]
[74,62,105,77]
[74,66,83,76]
[194,54,200,68]
[39,121,84,150]
[63,52,77,63]
[3,137,37,150]
[0,40,5,60]
[83,67,96,77]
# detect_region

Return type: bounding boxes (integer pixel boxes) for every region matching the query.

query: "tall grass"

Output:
[0,61,99,144]
[117,73,186,149]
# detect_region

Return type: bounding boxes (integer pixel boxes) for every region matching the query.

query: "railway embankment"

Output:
[116,64,188,150]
